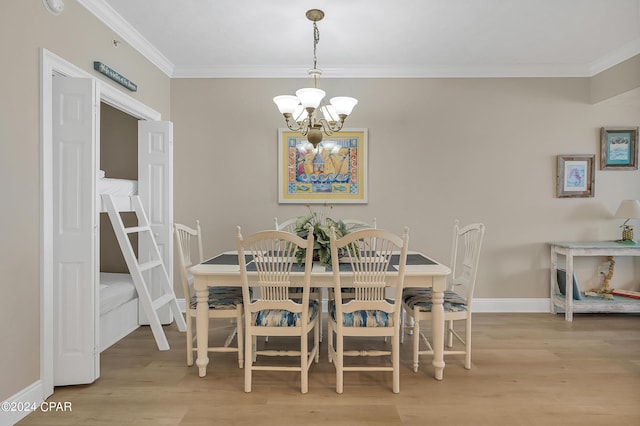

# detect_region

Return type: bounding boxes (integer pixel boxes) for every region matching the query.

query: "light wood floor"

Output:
[19,313,640,426]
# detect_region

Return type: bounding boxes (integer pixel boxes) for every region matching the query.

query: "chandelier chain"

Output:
[312,22,320,87]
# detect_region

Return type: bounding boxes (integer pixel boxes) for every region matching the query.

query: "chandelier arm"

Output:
[317,117,346,135]
[283,114,304,133]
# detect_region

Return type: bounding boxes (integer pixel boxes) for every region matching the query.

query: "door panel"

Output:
[138,121,173,324]
[52,77,99,385]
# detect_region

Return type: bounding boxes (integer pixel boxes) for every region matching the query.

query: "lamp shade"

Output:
[330,96,358,115]
[614,200,640,219]
[296,88,325,109]
[273,95,299,114]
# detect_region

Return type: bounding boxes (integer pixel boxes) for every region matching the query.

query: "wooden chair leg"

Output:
[412,314,420,373]
[237,309,244,369]
[314,322,320,363]
[392,332,400,393]
[244,330,252,392]
[400,309,405,344]
[465,317,472,369]
[327,321,334,363]
[186,315,194,366]
[252,335,257,362]
[301,334,308,394]
[336,333,344,394]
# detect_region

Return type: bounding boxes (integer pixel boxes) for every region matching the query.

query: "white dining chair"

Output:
[327,226,409,394]
[174,221,244,368]
[237,226,320,393]
[402,220,485,371]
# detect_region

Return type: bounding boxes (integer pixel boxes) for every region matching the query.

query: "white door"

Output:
[52,77,99,385]
[138,121,174,324]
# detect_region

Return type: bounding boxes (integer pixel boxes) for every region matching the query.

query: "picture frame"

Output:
[556,155,595,198]
[600,127,638,170]
[278,128,368,204]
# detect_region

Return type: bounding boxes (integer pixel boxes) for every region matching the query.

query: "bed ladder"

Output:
[101,194,186,351]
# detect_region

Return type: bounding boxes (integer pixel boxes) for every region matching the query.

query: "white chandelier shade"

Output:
[296,88,326,109]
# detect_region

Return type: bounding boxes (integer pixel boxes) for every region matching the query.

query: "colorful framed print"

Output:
[556,155,595,198]
[278,128,368,204]
[600,127,638,170]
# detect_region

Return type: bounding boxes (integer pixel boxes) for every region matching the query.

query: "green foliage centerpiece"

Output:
[294,204,349,266]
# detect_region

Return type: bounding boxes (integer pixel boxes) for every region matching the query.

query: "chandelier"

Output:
[273,9,358,148]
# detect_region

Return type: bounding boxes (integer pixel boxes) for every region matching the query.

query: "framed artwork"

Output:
[278,128,368,204]
[600,127,638,170]
[556,155,595,198]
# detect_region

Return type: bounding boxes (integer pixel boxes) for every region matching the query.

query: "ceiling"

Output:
[81,0,640,78]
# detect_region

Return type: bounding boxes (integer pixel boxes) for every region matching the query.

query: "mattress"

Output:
[99,272,137,315]
[97,177,138,196]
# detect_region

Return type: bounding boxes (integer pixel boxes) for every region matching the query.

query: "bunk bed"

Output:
[98,171,139,352]
[97,170,138,211]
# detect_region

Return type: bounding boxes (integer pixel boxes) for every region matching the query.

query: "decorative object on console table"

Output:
[556,268,582,300]
[614,199,640,243]
[587,256,615,300]
[611,289,640,299]
[556,155,595,198]
[600,127,638,170]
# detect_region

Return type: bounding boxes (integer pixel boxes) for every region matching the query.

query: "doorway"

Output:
[40,48,161,399]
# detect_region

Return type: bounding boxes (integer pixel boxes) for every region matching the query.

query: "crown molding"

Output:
[171,64,595,79]
[588,37,640,76]
[76,0,174,77]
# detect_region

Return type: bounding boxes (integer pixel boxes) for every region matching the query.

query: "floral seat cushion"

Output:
[189,286,243,310]
[328,299,395,327]
[402,289,468,313]
[252,299,319,327]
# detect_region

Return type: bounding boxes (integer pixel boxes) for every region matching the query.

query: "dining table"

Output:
[190,251,451,380]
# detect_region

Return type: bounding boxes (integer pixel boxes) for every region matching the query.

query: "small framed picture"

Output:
[556,155,595,198]
[600,127,638,170]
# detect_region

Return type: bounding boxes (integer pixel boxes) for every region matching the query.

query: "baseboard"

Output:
[1,380,44,426]
[178,298,552,314]
[473,298,550,313]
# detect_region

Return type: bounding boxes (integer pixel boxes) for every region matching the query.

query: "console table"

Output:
[549,241,640,321]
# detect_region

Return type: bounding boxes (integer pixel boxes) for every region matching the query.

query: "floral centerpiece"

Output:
[294,204,349,266]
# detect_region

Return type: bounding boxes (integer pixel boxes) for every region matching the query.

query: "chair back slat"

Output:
[330,227,409,320]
